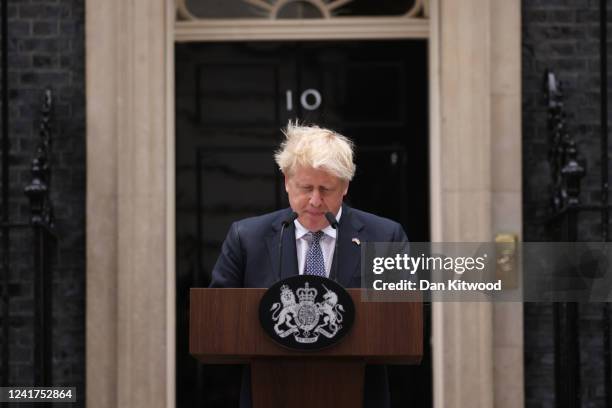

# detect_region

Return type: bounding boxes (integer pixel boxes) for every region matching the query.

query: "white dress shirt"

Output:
[294,207,342,278]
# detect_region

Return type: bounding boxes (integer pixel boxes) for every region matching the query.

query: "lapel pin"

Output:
[352,238,361,246]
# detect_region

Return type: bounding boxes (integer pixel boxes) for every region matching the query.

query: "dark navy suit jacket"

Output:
[210,204,409,408]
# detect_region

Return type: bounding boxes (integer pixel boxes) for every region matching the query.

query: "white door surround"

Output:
[85,1,522,407]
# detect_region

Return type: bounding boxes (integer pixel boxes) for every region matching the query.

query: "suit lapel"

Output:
[280,224,299,280]
[265,209,299,285]
[333,205,364,287]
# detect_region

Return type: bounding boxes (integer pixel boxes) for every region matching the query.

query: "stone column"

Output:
[430,0,522,407]
[86,0,174,407]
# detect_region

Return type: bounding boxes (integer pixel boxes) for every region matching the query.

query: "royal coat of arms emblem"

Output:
[259,275,355,351]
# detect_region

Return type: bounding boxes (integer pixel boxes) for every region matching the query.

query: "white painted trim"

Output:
[428,0,442,245]
[428,0,444,404]
[166,1,176,408]
[175,17,429,42]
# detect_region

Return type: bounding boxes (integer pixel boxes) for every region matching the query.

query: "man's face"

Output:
[285,166,348,231]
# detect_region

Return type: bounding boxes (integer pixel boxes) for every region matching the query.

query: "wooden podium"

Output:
[190,288,422,408]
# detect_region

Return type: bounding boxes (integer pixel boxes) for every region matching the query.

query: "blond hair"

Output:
[274,123,356,181]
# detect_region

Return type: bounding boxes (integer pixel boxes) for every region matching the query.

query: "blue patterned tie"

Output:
[304,231,326,277]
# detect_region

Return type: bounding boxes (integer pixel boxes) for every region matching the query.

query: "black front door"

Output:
[175,40,430,407]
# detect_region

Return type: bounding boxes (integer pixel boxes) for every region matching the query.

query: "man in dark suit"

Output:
[210,123,408,408]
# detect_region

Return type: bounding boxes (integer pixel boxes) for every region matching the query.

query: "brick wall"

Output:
[523,0,612,406]
[1,0,85,404]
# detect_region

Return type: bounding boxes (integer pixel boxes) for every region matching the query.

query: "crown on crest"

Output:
[280,284,291,294]
[296,282,317,302]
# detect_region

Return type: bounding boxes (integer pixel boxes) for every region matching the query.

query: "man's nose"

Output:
[309,190,322,207]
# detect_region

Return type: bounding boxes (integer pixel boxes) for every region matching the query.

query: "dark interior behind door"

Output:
[176,40,430,407]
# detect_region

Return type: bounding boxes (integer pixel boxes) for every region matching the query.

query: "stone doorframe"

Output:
[85,1,522,407]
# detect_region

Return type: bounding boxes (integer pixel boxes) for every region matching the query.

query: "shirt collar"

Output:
[294,207,342,240]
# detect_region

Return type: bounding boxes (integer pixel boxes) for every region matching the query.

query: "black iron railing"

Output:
[0,88,56,387]
[24,89,56,386]
[0,0,56,386]
[545,69,584,408]
[544,2,609,408]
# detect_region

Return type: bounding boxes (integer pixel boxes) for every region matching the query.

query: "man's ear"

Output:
[342,181,349,196]
[284,174,290,193]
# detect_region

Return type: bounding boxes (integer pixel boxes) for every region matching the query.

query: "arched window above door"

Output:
[175,0,429,42]
[177,0,427,20]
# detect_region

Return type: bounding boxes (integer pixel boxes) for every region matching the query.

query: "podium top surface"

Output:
[190,288,422,364]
